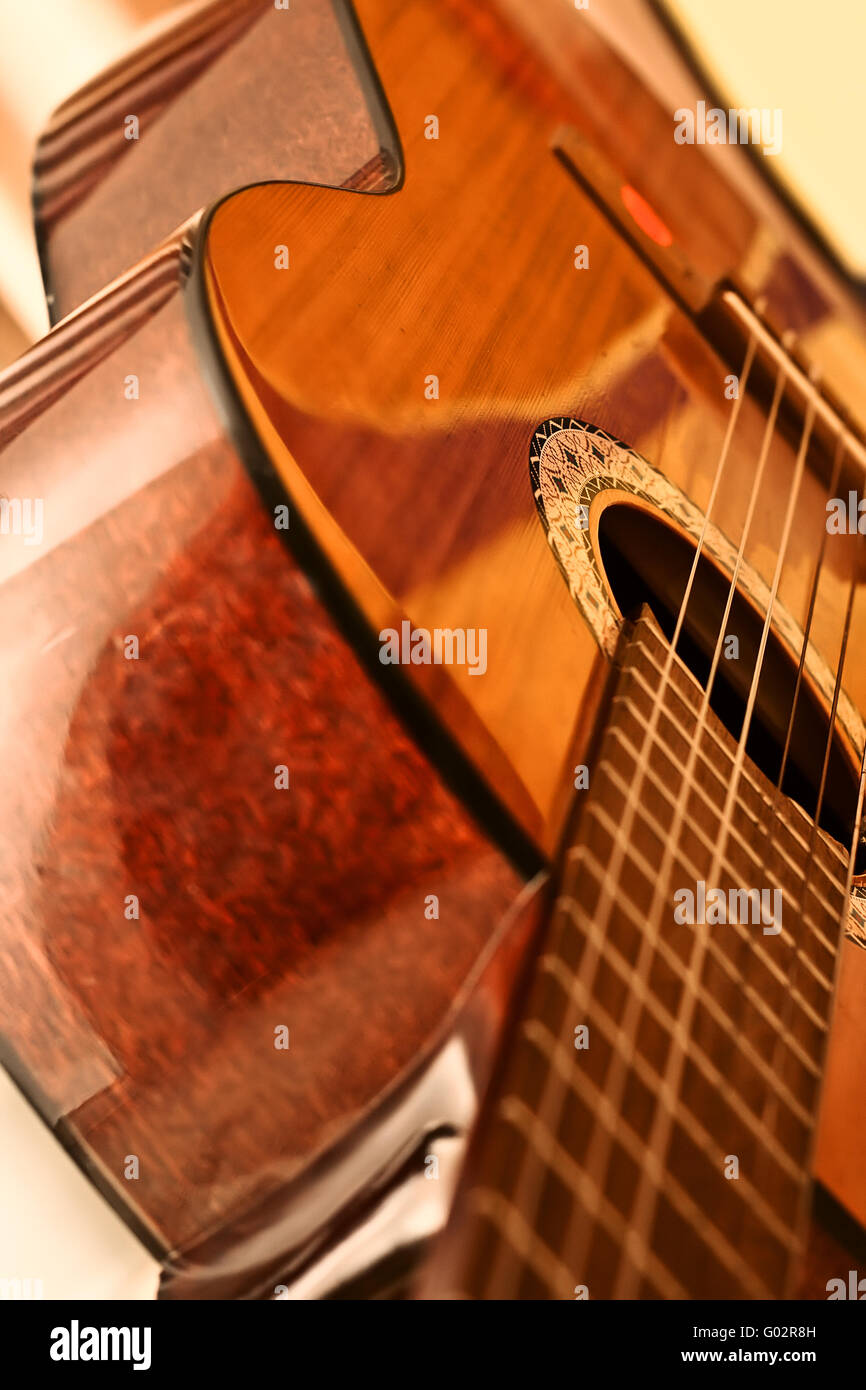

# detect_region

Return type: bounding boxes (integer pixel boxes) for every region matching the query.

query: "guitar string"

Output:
[772,429,861,882]
[760,507,861,1146]
[679,403,857,1162]
[559,357,855,1297]
[478,329,856,1297]
[844,750,866,904]
[799,575,860,884]
[607,357,793,1298]
[682,380,818,1149]
[747,429,848,905]
[770,430,847,804]
[614,368,862,1296]
[784,672,866,1302]
[679,388,861,1189]
[480,329,758,1298]
[564,339,780,1298]
[757,693,866,1305]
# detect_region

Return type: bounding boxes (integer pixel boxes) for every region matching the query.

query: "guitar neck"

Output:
[423,608,851,1299]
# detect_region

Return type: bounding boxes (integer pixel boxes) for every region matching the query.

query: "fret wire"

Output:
[586,790,833,1037]
[494,639,828,1289]
[613,670,847,931]
[686,401,858,1204]
[627,574,858,932]
[629,623,862,857]
[465,331,855,1298]
[523,1013,802,1257]
[568,373,785,1295]
[552,888,823,1123]
[555,865,820,1133]
[597,726,840,985]
[788,618,866,1294]
[538,948,813,1181]
[631,620,860,796]
[595,751,838,1000]
[470,611,839,1299]
[628,626,857,885]
[467,1183,585,1298]
[468,1173,687,1301]
[761,536,863,1141]
[495,1092,770,1300]
[489,849,635,1296]
[612,642,845,1022]
[612,374,818,1297]
[585,795,833,1036]
[603,706,834,1289]
[498,1093,657,1295]
[622,644,845,861]
[561,745,811,1295]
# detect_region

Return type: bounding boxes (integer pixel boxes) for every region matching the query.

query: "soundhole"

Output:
[597,501,862,869]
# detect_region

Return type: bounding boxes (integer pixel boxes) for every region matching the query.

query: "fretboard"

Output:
[423,609,852,1299]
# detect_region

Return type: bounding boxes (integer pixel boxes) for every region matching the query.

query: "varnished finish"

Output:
[205,0,866,860]
[2,0,865,1294]
[202,0,866,1279]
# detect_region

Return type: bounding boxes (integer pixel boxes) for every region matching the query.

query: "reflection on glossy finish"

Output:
[4,0,866,1293]
[205,0,866,858]
[160,875,545,1298]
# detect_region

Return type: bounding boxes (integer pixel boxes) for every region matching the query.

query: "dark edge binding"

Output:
[182,202,544,885]
[178,3,543,885]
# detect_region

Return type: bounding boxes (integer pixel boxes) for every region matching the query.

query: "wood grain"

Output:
[3,0,866,1289]
[203,0,866,1262]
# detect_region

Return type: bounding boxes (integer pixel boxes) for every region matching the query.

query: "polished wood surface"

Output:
[205,0,866,859]
[1,0,865,1296]
[202,0,866,1285]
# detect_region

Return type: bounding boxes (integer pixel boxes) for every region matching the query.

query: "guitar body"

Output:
[3,0,865,1296]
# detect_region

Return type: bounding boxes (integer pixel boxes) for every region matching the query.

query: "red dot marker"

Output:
[620,183,673,248]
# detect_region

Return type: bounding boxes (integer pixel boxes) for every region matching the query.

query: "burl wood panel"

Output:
[0,247,522,1254]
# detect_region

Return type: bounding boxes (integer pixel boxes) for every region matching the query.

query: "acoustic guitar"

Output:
[3,0,866,1301]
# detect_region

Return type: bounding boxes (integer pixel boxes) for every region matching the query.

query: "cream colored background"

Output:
[0,0,178,355]
[0,1067,159,1300]
[669,0,866,277]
